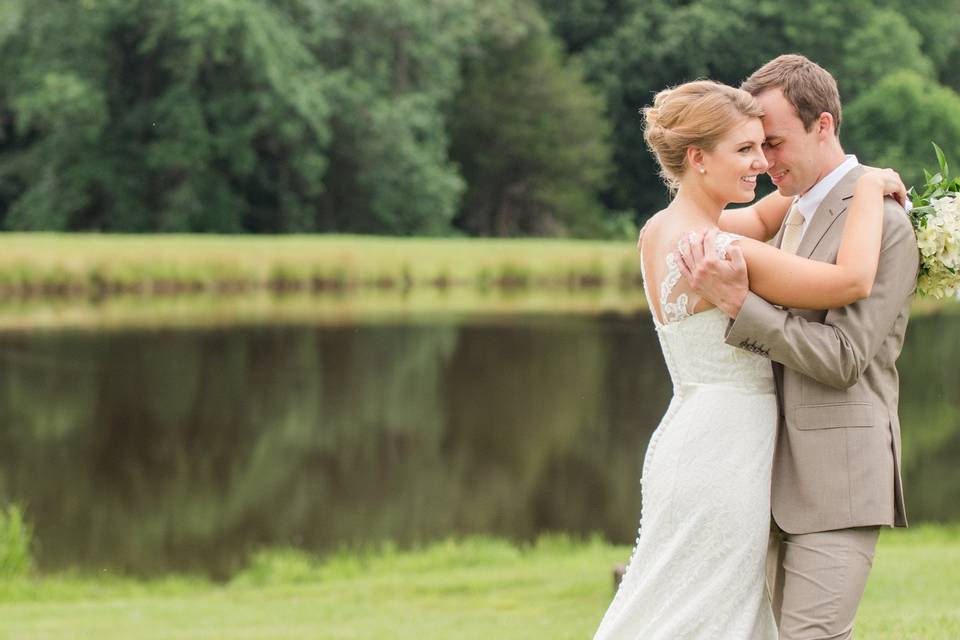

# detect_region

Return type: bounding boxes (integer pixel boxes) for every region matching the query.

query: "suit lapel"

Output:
[795,165,866,259]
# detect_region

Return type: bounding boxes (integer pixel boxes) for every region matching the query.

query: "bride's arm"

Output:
[733,170,904,309]
[718,190,794,241]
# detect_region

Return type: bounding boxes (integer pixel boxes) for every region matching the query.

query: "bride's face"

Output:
[699,117,768,204]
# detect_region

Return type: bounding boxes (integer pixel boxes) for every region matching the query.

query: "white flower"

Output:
[908,146,960,299]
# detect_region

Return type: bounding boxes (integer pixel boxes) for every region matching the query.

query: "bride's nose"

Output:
[753,155,769,172]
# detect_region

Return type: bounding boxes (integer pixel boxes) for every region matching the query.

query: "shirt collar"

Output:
[794,155,859,222]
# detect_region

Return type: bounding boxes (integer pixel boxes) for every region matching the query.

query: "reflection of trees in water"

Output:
[0,324,466,577]
[439,316,671,544]
[897,313,960,522]
[0,311,954,577]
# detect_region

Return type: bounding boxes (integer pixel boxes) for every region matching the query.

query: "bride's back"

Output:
[640,210,720,326]
[639,211,774,393]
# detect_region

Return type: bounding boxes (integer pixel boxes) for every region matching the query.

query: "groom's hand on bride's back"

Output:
[677,228,749,319]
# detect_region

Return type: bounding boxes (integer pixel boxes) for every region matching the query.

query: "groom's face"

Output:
[755,88,822,197]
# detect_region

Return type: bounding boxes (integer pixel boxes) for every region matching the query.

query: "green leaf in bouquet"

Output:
[933,142,948,178]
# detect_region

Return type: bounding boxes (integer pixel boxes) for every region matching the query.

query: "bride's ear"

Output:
[687,146,706,175]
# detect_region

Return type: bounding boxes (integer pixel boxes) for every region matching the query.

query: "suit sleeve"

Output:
[725,202,920,389]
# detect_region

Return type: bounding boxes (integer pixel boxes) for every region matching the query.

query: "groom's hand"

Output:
[677,229,749,319]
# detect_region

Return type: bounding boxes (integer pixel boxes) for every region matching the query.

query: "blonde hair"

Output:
[741,54,842,136]
[642,80,763,192]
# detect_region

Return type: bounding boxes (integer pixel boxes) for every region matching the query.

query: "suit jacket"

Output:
[725,165,920,534]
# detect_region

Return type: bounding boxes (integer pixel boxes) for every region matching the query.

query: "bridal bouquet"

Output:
[908,143,960,298]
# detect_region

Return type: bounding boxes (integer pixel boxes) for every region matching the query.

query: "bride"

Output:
[592,80,906,639]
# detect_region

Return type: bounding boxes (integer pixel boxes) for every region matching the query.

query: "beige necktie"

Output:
[780,204,805,255]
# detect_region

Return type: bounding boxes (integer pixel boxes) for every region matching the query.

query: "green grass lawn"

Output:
[0,528,957,639]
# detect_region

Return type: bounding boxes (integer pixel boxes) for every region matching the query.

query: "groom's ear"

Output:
[815,112,836,140]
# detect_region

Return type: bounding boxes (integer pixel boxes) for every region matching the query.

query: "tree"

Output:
[838,9,935,99]
[307,0,477,236]
[0,0,336,232]
[0,0,478,235]
[844,71,960,189]
[449,2,613,237]
[536,0,640,55]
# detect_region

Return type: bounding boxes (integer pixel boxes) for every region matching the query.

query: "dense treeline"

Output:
[1,0,959,236]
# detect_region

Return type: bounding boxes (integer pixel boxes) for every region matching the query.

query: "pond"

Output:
[0,309,957,578]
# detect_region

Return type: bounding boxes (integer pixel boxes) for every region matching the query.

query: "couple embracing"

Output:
[593,55,919,639]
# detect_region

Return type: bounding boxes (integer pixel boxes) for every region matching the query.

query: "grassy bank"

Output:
[0,527,957,639]
[0,233,641,298]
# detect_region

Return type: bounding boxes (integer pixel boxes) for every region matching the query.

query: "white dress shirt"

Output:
[791,154,859,241]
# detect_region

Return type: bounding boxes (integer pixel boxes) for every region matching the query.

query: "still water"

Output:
[0,310,957,578]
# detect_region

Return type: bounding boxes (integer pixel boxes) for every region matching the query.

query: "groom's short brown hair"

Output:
[741,54,842,136]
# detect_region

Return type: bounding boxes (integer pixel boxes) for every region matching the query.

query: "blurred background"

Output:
[0,0,957,581]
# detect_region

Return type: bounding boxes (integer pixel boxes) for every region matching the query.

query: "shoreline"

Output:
[0,232,642,299]
[0,233,955,331]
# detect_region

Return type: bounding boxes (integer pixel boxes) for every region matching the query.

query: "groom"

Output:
[677,55,919,639]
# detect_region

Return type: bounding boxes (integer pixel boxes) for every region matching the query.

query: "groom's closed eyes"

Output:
[763,137,784,150]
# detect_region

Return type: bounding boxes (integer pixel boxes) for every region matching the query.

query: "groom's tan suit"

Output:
[725,165,920,639]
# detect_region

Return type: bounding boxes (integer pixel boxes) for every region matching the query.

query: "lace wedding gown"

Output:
[593,233,778,640]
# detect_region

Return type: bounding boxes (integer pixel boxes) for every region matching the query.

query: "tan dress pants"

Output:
[767,524,880,640]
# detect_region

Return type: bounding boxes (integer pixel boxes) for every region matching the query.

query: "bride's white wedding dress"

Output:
[593,232,778,640]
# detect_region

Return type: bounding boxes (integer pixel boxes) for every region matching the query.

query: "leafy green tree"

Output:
[839,9,935,99]
[0,0,478,235]
[307,0,476,236]
[4,0,960,236]
[536,0,639,54]
[884,0,960,90]
[449,2,613,237]
[844,71,960,189]
[0,0,334,232]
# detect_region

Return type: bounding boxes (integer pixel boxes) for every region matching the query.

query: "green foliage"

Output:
[0,504,34,578]
[3,0,960,235]
[536,0,639,54]
[0,0,333,233]
[909,142,960,215]
[840,9,935,98]
[311,0,476,235]
[0,0,480,235]
[844,72,960,189]
[450,2,613,237]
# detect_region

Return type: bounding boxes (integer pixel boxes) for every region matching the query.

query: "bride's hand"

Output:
[859,167,908,208]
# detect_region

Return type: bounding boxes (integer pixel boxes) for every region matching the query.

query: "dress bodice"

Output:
[656,309,774,393]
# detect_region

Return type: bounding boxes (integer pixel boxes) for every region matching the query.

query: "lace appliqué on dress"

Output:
[657,232,741,325]
[715,232,740,261]
[660,253,691,323]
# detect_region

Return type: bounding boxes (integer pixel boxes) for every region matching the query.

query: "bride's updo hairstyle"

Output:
[643,80,763,192]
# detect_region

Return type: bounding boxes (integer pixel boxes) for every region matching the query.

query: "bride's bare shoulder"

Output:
[639,210,670,246]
